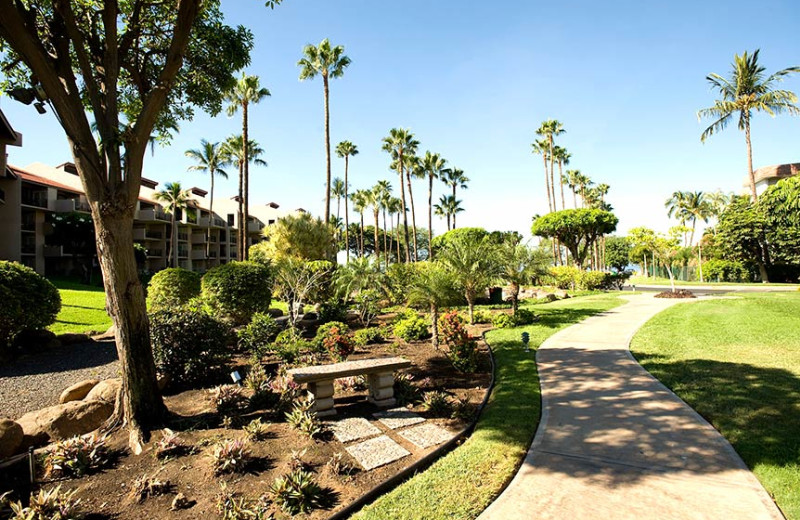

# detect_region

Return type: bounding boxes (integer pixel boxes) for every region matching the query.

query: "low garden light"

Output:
[521,331,530,353]
[230,371,243,386]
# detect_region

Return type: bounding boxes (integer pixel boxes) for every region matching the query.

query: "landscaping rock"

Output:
[266,308,283,318]
[327,417,382,443]
[372,407,425,430]
[59,379,100,403]
[92,325,116,341]
[346,435,410,471]
[85,378,121,403]
[398,423,452,449]
[554,290,570,299]
[17,400,114,446]
[0,418,24,458]
[57,333,92,345]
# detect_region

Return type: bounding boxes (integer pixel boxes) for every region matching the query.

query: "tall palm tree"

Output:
[225,74,271,260]
[420,151,448,258]
[185,140,229,258]
[564,169,581,209]
[375,180,393,268]
[531,139,552,212]
[698,49,799,201]
[443,168,468,228]
[367,184,383,260]
[400,154,422,261]
[222,135,268,259]
[351,189,368,258]
[298,39,351,224]
[154,182,192,268]
[575,172,593,207]
[553,145,571,210]
[434,194,463,231]
[331,177,346,222]
[387,196,403,262]
[335,140,358,262]
[536,120,565,211]
[382,128,419,262]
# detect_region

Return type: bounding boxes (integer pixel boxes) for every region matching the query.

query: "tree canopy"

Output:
[259,212,337,263]
[531,209,618,268]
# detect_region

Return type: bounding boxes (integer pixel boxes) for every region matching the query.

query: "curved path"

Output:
[480,294,782,520]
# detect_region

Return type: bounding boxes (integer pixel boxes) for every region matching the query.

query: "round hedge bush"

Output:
[150,306,233,387]
[0,261,61,348]
[146,267,201,309]
[393,316,430,342]
[238,312,281,357]
[201,261,272,324]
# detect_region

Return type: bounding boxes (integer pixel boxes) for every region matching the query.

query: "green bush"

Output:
[394,316,430,342]
[150,306,233,387]
[317,298,349,323]
[274,328,313,363]
[491,309,537,328]
[468,309,493,324]
[0,261,61,349]
[352,327,384,347]
[702,259,749,282]
[490,313,515,329]
[514,308,537,325]
[438,311,478,372]
[238,312,281,357]
[314,321,349,347]
[578,271,608,290]
[392,308,419,323]
[549,266,582,289]
[146,267,201,309]
[201,261,272,324]
[386,263,416,305]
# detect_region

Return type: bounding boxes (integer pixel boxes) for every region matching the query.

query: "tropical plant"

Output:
[335,257,384,298]
[382,128,420,261]
[532,139,553,212]
[153,182,192,267]
[496,240,550,314]
[553,145,571,210]
[351,189,369,258]
[434,194,463,231]
[331,177,346,223]
[4,486,82,520]
[536,119,565,212]
[270,468,325,515]
[238,312,281,357]
[209,439,251,474]
[437,311,478,372]
[407,262,461,349]
[665,191,712,246]
[335,140,359,261]
[698,49,800,201]
[43,434,108,479]
[185,139,229,257]
[437,235,500,324]
[564,169,582,209]
[260,212,337,262]
[274,259,334,327]
[298,39,351,224]
[442,168,469,228]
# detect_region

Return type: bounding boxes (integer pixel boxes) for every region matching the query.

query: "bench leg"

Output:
[308,381,336,417]
[367,371,396,408]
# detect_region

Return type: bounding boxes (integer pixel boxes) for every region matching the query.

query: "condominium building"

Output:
[744,163,800,196]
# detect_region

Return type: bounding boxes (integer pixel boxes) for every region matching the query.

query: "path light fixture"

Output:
[230,370,243,386]
[521,331,530,353]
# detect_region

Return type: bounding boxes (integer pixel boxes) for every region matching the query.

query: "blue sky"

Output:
[2,0,799,239]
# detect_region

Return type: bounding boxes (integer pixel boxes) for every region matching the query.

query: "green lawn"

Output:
[354,294,627,520]
[629,275,800,288]
[49,279,112,335]
[631,293,800,519]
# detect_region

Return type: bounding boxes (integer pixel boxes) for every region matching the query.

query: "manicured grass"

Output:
[631,293,800,519]
[49,279,112,335]
[354,294,627,520]
[629,275,800,288]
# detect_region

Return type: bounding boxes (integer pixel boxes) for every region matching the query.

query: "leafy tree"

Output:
[185,139,229,257]
[649,227,687,292]
[715,196,771,281]
[531,209,618,269]
[497,240,550,314]
[274,259,334,327]
[0,0,260,449]
[335,140,358,262]
[382,128,420,261]
[407,262,461,349]
[438,235,500,324]
[260,212,336,263]
[298,39,351,224]
[154,183,192,268]
[604,236,631,273]
[698,49,799,201]
[628,226,656,277]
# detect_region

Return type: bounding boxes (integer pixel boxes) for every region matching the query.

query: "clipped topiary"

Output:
[201,261,272,324]
[146,267,201,309]
[0,261,61,349]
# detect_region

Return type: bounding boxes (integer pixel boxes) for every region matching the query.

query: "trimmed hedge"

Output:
[201,261,272,324]
[146,267,201,309]
[0,261,61,349]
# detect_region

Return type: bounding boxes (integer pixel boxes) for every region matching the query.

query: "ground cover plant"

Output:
[354,293,626,520]
[631,292,800,519]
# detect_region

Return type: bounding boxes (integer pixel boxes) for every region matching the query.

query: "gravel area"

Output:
[0,341,120,420]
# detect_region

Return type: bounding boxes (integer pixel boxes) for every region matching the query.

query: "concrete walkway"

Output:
[479,294,783,520]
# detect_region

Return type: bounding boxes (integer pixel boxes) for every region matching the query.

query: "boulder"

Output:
[0,419,24,458]
[57,333,92,345]
[59,379,100,403]
[17,400,114,446]
[554,290,570,299]
[266,308,283,318]
[92,325,116,341]
[85,378,121,403]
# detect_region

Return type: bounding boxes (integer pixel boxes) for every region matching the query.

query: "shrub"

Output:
[146,267,201,309]
[394,373,421,406]
[209,439,251,474]
[394,316,430,342]
[451,396,473,421]
[201,261,272,324]
[319,325,353,361]
[702,259,749,282]
[386,263,417,305]
[3,486,82,520]
[578,271,609,290]
[211,385,248,417]
[352,327,384,347]
[216,482,270,520]
[153,429,187,459]
[243,418,270,441]
[150,307,232,387]
[438,311,478,372]
[326,452,356,477]
[514,308,537,325]
[470,309,493,324]
[274,328,313,363]
[318,298,349,323]
[129,473,172,503]
[238,312,281,357]
[270,468,324,515]
[605,270,632,290]
[392,308,419,323]
[354,289,381,327]
[0,261,61,349]
[422,391,453,417]
[314,321,350,345]
[548,265,582,290]
[285,396,323,439]
[42,434,108,479]
[490,313,515,329]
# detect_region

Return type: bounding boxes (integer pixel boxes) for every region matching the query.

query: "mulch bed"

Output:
[654,289,696,299]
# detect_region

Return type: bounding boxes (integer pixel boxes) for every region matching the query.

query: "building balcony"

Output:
[54,198,91,213]
[191,250,206,260]
[148,249,163,258]
[191,232,206,243]
[21,242,36,255]
[178,249,189,259]
[177,233,189,241]
[133,228,146,240]
[21,191,49,209]
[43,245,64,258]
[247,221,263,233]
[136,209,169,222]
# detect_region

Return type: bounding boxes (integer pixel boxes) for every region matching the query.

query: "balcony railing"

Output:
[247,221,263,233]
[21,191,48,208]
[149,249,163,258]
[177,233,189,241]
[54,199,91,213]
[43,245,64,258]
[136,209,169,222]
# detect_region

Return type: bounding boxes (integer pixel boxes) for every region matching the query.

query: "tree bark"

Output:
[510,282,519,315]
[431,304,439,350]
[359,212,364,258]
[466,291,475,325]
[373,209,380,260]
[237,160,244,260]
[428,173,434,260]
[745,116,758,202]
[406,171,419,261]
[344,155,350,263]
[398,154,411,262]
[383,208,389,269]
[558,159,566,210]
[542,155,552,213]
[242,102,250,260]
[207,171,214,260]
[548,137,556,213]
[323,72,332,224]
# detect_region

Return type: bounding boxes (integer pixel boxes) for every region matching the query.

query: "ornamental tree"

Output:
[0,0,271,451]
[531,209,618,269]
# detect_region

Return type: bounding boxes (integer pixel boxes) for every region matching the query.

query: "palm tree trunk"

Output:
[745,117,758,202]
[242,102,250,261]
[451,184,458,229]
[395,213,401,262]
[447,214,451,231]
[398,155,411,263]
[573,189,577,209]
[430,303,439,350]
[406,171,419,261]
[207,171,214,260]
[373,209,380,260]
[323,72,332,224]
[558,160,566,210]
[344,155,350,263]
[359,212,365,258]
[698,244,704,283]
[510,282,520,315]
[548,137,557,212]
[168,213,176,268]
[237,160,244,260]
[383,208,389,269]
[541,156,552,213]
[428,174,434,259]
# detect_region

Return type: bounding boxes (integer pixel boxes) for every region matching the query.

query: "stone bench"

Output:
[287,357,411,417]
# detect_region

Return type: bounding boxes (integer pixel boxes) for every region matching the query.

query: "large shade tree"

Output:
[698,50,799,202]
[531,209,618,269]
[0,0,261,450]
[298,39,351,225]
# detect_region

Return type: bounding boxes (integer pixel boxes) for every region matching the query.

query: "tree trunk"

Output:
[548,137,557,213]
[395,213,401,262]
[745,116,758,202]
[573,190,578,210]
[207,171,214,260]
[237,160,244,260]
[428,174,434,260]
[467,297,475,325]
[431,303,439,350]
[359,213,365,258]
[698,244,704,283]
[242,102,250,260]
[542,155,552,213]
[643,255,648,278]
[406,171,419,261]
[323,73,332,224]
[558,160,566,210]
[666,265,676,292]
[373,209,380,260]
[171,213,178,268]
[451,184,458,229]
[383,208,389,269]
[94,210,165,452]
[398,154,411,262]
[510,282,519,315]
[344,155,350,263]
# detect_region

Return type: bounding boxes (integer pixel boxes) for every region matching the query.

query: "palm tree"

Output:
[221,135,268,259]
[698,50,799,201]
[553,145,571,210]
[367,184,384,260]
[387,196,403,262]
[438,235,500,324]
[401,154,422,261]
[382,128,420,262]
[331,177,346,223]
[335,140,359,262]
[434,194,463,231]
[497,240,548,315]
[225,74,271,260]
[351,189,368,258]
[185,140,229,258]
[420,151,448,258]
[564,169,581,209]
[536,119,565,211]
[375,180,393,268]
[575,172,593,207]
[443,168,469,228]
[298,39,351,224]
[407,262,459,349]
[154,182,192,268]
[531,139,552,212]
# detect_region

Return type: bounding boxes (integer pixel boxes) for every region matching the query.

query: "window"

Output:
[227,213,234,226]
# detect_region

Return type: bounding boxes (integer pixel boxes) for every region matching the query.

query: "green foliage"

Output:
[243,418,270,442]
[209,439,251,474]
[285,396,323,439]
[0,261,61,348]
[438,311,478,373]
[238,312,281,357]
[531,209,618,268]
[422,391,453,417]
[496,240,551,294]
[261,212,337,262]
[470,310,493,324]
[43,435,108,479]
[491,309,537,329]
[146,267,201,309]
[149,307,232,387]
[394,373,421,406]
[315,322,353,360]
[430,227,489,250]
[352,327,385,347]
[215,482,270,520]
[314,321,349,346]
[335,257,385,299]
[578,271,609,290]
[702,259,749,282]
[548,265,582,289]
[274,259,335,325]
[247,241,273,267]
[354,289,382,327]
[407,262,462,311]
[394,316,430,342]
[604,236,632,272]
[386,262,417,305]
[437,235,501,318]
[274,328,312,364]
[318,298,349,323]
[4,486,82,520]
[270,468,325,515]
[201,261,272,324]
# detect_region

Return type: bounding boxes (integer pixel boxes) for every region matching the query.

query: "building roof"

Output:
[0,108,22,146]
[752,163,800,184]
[9,165,81,193]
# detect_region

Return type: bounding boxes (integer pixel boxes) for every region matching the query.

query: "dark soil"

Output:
[654,289,697,299]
